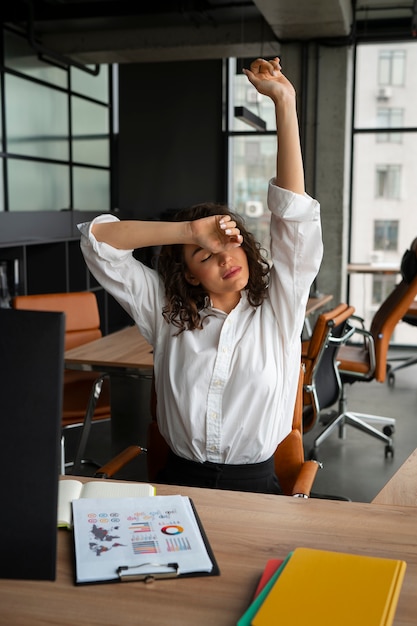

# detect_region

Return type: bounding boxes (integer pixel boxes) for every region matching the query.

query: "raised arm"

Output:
[91,214,243,252]
[243,57,304,195]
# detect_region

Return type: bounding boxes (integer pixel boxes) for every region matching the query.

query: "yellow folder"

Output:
[251,547,406,626]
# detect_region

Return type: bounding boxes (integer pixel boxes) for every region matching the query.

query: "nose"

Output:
[217,251,232,265]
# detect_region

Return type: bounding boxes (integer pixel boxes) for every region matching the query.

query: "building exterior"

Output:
[350,41,417,344]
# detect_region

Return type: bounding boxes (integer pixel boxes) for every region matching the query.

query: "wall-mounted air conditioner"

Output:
[245,201,264,218]
[376,86,392,101]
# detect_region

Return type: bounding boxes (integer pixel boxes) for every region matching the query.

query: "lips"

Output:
[222,266,242,279]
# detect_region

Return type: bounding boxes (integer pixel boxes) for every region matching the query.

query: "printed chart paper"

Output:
[72,495,214,583]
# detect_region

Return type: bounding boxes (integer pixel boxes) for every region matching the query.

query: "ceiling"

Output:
[2,0,417,66]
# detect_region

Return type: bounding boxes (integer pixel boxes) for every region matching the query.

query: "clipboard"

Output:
[72,495,220,584]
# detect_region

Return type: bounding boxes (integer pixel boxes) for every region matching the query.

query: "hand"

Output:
[243,57,295,102]
[189,215,243,253]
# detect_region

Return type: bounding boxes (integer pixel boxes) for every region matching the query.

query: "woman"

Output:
[79,57,323,493]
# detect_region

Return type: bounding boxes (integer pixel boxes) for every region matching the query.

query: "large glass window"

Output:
[8,159,70,212]
[350,42,417,344]
[376,108,403,143]
[5,74,69,160]
[378,49,406,86]
[374,220,399,251]
[375,164,401,199]
[73,166,110,212]
[70,65,108,102]
[1,28,112,213]
[71,96,109,167]
[227,59,276,257]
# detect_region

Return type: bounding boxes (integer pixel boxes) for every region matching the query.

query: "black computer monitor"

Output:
[0,307,65,580]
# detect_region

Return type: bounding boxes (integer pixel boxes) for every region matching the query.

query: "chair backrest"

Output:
[13,291,102,350]
[302,303,356,433]
[370,238,417,382]
[273,364,306,494]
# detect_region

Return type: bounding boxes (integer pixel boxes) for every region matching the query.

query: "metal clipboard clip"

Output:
[117,562,180,583]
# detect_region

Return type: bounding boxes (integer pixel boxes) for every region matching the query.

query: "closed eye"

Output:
[201,253,212,263]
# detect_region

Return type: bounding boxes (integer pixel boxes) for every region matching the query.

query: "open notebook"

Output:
[0,308,65,580]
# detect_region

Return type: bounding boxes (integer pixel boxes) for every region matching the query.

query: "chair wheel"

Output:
[385,444,394,459]
[383,425,395,437]
[387,372,395,387]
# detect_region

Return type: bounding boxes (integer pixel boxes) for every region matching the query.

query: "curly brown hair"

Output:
[157,203,270,333]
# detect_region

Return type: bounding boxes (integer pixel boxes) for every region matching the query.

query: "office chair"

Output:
[300,303,356,459]
[387,301,417,385]
[386,238,417,385]
[95,366,321,498]
[12,291,111,472]
[313,238,417,458]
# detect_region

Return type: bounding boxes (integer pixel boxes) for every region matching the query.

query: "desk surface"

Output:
[347,263,400,274]
[1,479,417,626]
[372,448,417,507]
[65,325,153,371]
[305,293,333,315]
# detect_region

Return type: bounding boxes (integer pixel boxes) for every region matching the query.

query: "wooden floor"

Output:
[66,347,417,503]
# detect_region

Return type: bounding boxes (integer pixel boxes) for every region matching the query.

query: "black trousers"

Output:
[158,451,282,495]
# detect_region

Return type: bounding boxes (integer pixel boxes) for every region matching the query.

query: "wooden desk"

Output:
[347,263,400,275]
[372,448,417,507]
[305,293,333,316]
[65,326,154,457]
[64,325,153,373]
[1,479,417,626]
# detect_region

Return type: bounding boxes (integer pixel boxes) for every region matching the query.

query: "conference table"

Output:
[1,477,416,626]
[64,295,333,460]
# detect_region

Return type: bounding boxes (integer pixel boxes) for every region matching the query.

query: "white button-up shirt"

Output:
[79,181,323,464]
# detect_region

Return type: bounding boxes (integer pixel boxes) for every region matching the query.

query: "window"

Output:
[376,108,403,143]
[372,274,397,305]
[378,50,406,86]
[350,42,417,345]
[226,59,276,256]
[374,220,399,251]
[375,165,401,199]
[1,27,112,213]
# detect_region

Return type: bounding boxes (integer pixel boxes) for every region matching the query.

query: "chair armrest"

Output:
[94,445,146,478]
[291,460,321,498]
[349,313,366,328]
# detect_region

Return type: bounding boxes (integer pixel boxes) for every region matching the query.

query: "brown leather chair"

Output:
[12,291,111,471]
[96,365,320,498]
[386,238,417,385]
[300,303,356,459]
[314,237,417,458]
